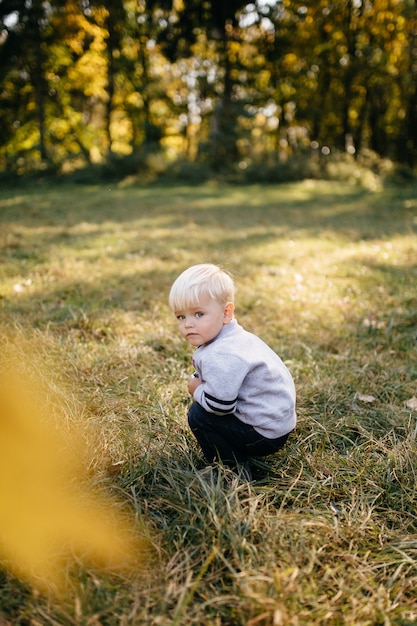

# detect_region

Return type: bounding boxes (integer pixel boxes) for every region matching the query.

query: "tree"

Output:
[0,0,53,166]
[1,0,417,174]
[154,0,252,167]
[394,0,417,166]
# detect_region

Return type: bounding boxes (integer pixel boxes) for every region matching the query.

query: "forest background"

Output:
[1,0,417,182]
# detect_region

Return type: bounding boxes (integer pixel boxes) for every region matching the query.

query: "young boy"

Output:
[169,263,296,482]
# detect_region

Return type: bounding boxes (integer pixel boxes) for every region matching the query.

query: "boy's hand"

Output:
[188,372,202,396]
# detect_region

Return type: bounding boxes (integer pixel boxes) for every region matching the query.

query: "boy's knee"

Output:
[188,402,207,430]
[187,402,198,428]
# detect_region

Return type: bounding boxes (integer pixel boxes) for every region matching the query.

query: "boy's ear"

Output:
[223,302,235,323]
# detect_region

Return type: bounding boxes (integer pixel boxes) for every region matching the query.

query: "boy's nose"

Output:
[185,316,194,328]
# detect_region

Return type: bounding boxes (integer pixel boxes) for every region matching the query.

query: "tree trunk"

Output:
[210,27,239,169]
[31,0,48,163]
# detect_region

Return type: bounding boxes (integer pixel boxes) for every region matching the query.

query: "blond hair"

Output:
[169,264,235,312]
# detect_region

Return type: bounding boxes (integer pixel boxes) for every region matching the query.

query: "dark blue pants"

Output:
[188,401,290,468]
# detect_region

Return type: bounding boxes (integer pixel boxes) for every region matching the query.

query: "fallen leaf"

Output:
[107,460,125,475]
[406,396,417,410]
[356,393,377,403]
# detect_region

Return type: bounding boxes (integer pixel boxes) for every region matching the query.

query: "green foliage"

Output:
[0,181,417,623]
[1,0,417,174]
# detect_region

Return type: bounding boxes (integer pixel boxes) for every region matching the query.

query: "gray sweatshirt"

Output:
[192,319,296,439]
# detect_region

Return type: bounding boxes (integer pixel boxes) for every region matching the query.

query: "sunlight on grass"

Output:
[0,179,416,623]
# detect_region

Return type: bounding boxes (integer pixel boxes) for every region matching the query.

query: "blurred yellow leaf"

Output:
[0,339,148,593]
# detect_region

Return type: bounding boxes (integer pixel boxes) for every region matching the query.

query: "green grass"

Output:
[1,179,417,624]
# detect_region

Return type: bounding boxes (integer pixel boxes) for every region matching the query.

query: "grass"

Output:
[0,178,417,624]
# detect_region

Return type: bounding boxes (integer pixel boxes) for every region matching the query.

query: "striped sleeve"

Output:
[202,391,238,414]
[193,353,249,415]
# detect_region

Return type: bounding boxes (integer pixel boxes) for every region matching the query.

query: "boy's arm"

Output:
[188,373,202,396]
[192,355,248,414]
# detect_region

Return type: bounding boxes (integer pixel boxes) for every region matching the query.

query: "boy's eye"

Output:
[177,315,185,321]
[195,312,204,318]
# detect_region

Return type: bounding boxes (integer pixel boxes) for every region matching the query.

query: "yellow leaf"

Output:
[0,341,149,593]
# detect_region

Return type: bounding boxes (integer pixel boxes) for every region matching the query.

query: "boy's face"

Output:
[174,296,234,347]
